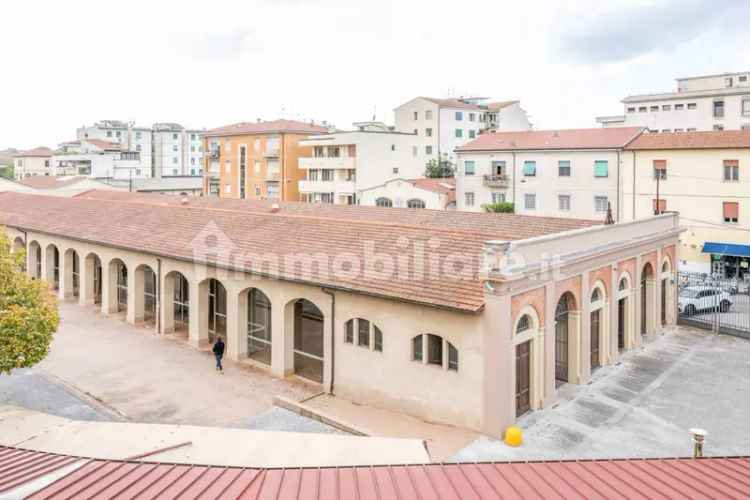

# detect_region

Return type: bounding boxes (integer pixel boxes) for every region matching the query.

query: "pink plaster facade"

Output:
[589,265,612,295]
[511,287,546,327]
[554,275,582,310]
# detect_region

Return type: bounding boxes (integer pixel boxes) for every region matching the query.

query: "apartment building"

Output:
[77,120,204,178]
[3,189,678,434]
[622,130,750,277]
[203,119,329,200]
[394,97,531,165]
[296,121,427,205]
[455,127,645,220]
[77,121,152,173]
[52,139,145,180]
[12,147,53,178]
[358,177,455,209]
[597,71,750,132]
[152,123,204,177]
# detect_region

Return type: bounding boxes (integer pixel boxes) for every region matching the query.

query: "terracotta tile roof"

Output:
[3,191,596,312]
[16,176,90,190]
[626,130,750,150]
[3,446,748,500]
[457,127,645,152]
[203,119,330,138]
[421,97,485,110]
[12,147,53,158]
[83,138,121,150]
[486,100,518,111]
[409,177,456,195]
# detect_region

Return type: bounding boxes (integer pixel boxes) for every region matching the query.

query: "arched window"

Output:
[344,318,383,352]
[516,314,531,333]
[407,198,426,209]
[662,260,670,273]
[375,197,393,207]
[619,277,628,291]
[591,288,601,302]
[411,334,458,371]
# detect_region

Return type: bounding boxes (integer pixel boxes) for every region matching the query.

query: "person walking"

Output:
[212,337,225,373]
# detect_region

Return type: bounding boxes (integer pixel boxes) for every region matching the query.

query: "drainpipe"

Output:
[632,150,637,220]
[156,258,162,334]
[321,287,335,394]
[511,152,517,211]
[616,149,621,222]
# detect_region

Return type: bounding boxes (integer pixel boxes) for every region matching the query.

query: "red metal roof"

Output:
[1,446,748,499]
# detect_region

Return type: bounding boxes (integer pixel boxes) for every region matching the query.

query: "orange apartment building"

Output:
[202,119,329,201]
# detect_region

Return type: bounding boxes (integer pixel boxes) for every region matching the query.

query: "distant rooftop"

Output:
[627,130,750,150]
[12,147,53,158]
[457,127,644,152]
[203,119,331,138]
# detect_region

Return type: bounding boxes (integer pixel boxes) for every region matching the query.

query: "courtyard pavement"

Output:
[3,301,337,433]
[453,325,750,461]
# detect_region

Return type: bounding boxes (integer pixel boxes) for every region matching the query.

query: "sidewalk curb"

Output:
[273,396,370,436]
[39,369,130,422]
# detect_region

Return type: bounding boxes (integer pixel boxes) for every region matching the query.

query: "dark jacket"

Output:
[212,340,225,356]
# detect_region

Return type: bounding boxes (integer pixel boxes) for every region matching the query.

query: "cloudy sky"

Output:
[2,0,749,149]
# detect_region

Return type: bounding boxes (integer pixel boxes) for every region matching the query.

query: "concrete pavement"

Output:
[453,326,750,461]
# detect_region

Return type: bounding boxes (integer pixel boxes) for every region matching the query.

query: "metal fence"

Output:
[678,271,750,339]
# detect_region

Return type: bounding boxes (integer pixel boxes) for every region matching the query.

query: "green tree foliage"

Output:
[0,228,58,374]
[424,158,455,178]
[482,202,515,213]
[0,163,14,180]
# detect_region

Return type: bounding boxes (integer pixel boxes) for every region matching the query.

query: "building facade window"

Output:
[455,129,463,138]
[595,196,609,212]
[662,105,671,111]
[425,145,433,155]
[653,160,667,180]
[713,100,725,118]
[594,160,609,178]
[743,98,750,116]
[425,110,432,120]
[724,160,739,181]
[491,192,505,203]
[723,201,739,223]
[344,318,384,352]
[464,160,475,176]
[469,130,476,139]
[413,111,418,120]
[675,104,684,110]
[558,195,571,211]
[687,103,697,110]
[411,334,458,371]
[558,160,571,177]
[455,112,463,121]
[524,193,536,210]
[376,197,393,207]
[407,199,426,209]
[426,128,433,137]
[523,161,536,176]
[465,192,475,207]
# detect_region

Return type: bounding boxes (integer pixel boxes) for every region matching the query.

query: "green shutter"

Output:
[464,161,475,175]
[594,160,608,177]
[523,161,536,176]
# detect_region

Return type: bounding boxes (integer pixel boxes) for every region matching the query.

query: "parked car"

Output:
[678,286,732,316]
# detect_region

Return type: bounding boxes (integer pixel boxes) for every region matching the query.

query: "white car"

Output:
[678,286,732,316]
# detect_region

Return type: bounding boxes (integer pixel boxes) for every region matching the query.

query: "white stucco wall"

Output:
[358,178,445,209]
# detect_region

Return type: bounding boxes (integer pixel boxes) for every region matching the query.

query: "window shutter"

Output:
[653,159,667,169]
[723,201,739,219]
[523,161,536,176]
[594,160,608,177]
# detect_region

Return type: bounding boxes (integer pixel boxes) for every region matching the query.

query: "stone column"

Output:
[58,250,73,300]
[633,254,643,348]
[129,266,144,325]
[610,264,619,361]
[225,287,242,361]
[102,261,118,315]
[655,247,663,334]
[322,294,334,394]
[579,271,591,384]
[161,273,175,334]
[189,279,208,348]
[271,295,289,377]
[79,255,94,306]
[543,283,556,406]
[480,290,512,437]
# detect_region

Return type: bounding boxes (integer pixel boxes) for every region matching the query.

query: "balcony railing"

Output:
[483,174,509,188]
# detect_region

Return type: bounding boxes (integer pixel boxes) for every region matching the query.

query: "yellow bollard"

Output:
[504,426,523,447]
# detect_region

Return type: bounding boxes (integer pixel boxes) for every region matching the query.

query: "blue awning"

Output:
[702,242,750,258]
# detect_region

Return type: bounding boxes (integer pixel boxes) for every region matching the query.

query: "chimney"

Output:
[690,428,707,458]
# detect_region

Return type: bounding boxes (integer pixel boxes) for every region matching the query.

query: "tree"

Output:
[0,162,14,180]
[0,228,59,374]
[482,202,515,213]
[424,158,455,178]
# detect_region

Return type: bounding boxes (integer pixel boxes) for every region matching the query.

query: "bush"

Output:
[482,202,515,213]
[0,228,59,374]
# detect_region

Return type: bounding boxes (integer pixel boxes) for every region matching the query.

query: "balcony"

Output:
[299,156,356,170]
[266,169,280,181]
[299,179,355,194]
[483,174,509,188]
[209,149,220,160]
[264,148,280,158]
